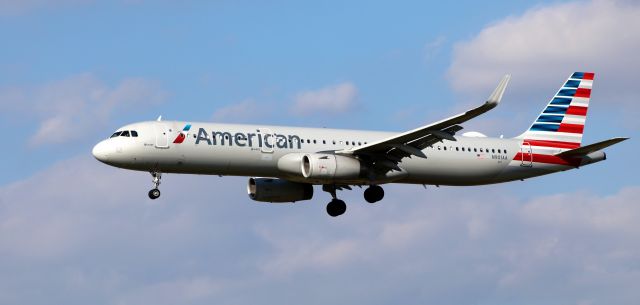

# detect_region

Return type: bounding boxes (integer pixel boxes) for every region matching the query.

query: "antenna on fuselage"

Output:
[157,115,162,121]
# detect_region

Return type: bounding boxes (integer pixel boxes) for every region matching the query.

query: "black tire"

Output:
[364,187,376,203]
[326,199,347,217]
[148,188,161,199]
[364,185,384,203]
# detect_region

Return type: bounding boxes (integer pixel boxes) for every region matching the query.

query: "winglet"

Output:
[486,74,511,106]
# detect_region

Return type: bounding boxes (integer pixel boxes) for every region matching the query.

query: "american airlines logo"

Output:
[173,124,192,144]
[193,127,303,149]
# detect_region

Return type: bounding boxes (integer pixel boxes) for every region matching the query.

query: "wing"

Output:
[336,75,511,171]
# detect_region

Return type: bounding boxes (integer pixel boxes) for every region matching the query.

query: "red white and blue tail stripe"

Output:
[518,72,593,153]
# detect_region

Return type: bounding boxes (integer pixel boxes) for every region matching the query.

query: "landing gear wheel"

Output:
[148,188,161,199]
[326,199,347,217]
[364,185,384,203]
[148,171,162,199]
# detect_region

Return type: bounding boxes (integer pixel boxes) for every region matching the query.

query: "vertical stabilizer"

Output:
[517,72,594,153]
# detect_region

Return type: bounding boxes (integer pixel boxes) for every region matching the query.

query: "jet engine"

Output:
[301,153,362,180]
[247,177,313,203]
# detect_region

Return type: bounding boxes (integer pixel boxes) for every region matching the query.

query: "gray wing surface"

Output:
[336,75,511,171]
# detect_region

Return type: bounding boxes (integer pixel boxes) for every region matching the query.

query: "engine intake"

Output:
[247,177,313,203]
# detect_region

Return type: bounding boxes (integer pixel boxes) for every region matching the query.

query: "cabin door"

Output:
[154,123,170,149]
[258,128,275,154]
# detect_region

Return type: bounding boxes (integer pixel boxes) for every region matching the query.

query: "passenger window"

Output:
[498,149,501,153]
[504,150,507,154]
[307,139,311,144]
[333,140,336,145]
[352,141,355,146]
[492,149,495,153]
[437,146,441,150]
[456,147,459,151]
[110,131,122,138]
[121,130,130,137]
[323,140,326,144]
[313,140,317,144]
[131,130,138,137]
[444,146,447,151]
[474,148,477,152]
[461,147,465,151]
[358,142,361,145]
[479,148,483,152]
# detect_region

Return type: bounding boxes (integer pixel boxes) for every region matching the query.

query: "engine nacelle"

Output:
[247,177,313,203]
[301,153,362,180]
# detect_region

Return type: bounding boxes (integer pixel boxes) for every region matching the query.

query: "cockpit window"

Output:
[110,130,138,138]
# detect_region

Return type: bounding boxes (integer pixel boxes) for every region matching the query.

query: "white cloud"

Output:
[448,0,640,111]
[1,152,640,304]
[520,187,640,233]
[254,184,640,304]
[258,231,359,276]
[291,82,358,115]
[212,99,266,123]
[114,277,224,305]
[0,73,167,146]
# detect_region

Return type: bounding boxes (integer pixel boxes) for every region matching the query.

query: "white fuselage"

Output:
[92,120,570,186]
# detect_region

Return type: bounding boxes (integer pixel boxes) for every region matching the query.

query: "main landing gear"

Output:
[364,185,384,203]
[148,172,162,200]
[323,185,347,217]
[322,185,386,217]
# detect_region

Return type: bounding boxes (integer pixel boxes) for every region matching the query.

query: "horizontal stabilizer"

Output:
[555,137,629,158]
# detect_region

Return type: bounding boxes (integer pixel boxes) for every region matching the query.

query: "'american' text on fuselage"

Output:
[195,128,303,149]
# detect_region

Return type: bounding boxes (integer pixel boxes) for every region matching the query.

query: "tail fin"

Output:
[517,72,594,152]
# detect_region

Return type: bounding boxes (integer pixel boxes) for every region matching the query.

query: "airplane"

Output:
[92,72,628,217]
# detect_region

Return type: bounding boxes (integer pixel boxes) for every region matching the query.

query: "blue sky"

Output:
[0,1,639,304]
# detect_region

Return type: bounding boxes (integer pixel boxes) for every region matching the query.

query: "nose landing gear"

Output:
[148,172,162,199]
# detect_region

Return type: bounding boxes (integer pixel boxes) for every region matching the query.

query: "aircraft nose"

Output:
[92,140,111,162]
